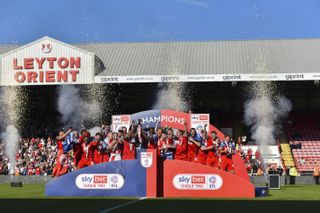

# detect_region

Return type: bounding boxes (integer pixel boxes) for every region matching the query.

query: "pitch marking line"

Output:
[99,197,147,213]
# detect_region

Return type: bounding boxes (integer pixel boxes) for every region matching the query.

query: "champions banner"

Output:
[115,110,224,139]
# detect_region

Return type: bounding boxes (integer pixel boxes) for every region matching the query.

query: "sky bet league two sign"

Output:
[75,173,124,190]
[46,149,157,197]
[173,174,223,190]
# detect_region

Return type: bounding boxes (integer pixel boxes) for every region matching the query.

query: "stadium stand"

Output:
[285,114,320,173]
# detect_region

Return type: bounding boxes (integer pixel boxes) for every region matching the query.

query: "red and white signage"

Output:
[0,36,95,85]
[172,174,223,190]
[75,173,124,189]
[112,115,131,132]
[191,113,210,133]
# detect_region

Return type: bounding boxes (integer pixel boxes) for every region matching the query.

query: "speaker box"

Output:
[268,175,280,189]
[10,182,23,187]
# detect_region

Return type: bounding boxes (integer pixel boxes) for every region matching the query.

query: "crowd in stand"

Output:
[0,120,266,177]
[0,137,57,176]
[238,147,264,176]
[289,141,302,149]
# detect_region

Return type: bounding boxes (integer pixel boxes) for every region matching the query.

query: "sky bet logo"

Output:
[192,115,208,121]
[113,116,129,122]
[178,175,205,184]
[76,174,124,190]
[173,174,223,190]
[81,175,107,184]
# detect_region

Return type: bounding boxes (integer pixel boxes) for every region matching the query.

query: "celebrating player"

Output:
[172,122,188,161]
[187,128,201,163]
[219,135,236,173]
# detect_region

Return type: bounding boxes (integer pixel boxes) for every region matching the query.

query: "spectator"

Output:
[285,166,290,185]
[277,166,284,176]
[267,165,276,175]
[313,166,320,185]
[254,149,261,161]
[289,166,299,185]
[289,141,296,149]
[256,166,263,176]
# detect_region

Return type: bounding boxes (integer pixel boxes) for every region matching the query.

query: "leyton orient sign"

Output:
[0,36,95,85]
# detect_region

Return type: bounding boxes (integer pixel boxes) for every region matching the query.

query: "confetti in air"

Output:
[0,86,27,174]
[152,44,190,112]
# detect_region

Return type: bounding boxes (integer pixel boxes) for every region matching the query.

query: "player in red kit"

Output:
[206,131,220,168]
[52,128,72,177]
[149,127,162,149]
[93,132,106,164]
[197,129,209,165]
[157,131,174,160]
[77,131,99,169]
[72,131,82,168]
[97,132,111,163]
[187,128,201,163]
[108,132,122,162]
[121,129,136,160]
[173,122,188,161]
[219,135,236,173]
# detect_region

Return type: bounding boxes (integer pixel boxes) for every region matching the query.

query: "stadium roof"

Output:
[1,38,320,83]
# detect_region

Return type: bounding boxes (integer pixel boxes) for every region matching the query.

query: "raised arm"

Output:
[183,121,188,137]
[57,128,72,140]
[188,137,201,147]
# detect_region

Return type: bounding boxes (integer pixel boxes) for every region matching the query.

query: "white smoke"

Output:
[152,83,189,111]
[58,85,82,128]
[244,82,292,176]
[1,125,19,174]
[58,85,102,129]
[152,44,190,112]
[244,91,292,146]
[0,87,25,175]
[88,126,101,136]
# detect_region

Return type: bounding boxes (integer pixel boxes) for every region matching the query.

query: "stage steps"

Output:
[280,143,295,168]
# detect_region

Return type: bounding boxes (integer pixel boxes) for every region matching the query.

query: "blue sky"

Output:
[0,0,319,44]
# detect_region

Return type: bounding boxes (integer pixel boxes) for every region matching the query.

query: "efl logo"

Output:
[94,175,107,183]
[191,176,205,184]
[140,152,153,168]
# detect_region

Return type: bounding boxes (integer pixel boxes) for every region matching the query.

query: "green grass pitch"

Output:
[0,183,319,212]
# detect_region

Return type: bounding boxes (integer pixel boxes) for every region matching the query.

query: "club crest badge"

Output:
[140,152,153,168]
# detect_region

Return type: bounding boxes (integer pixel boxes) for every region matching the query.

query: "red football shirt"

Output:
[174,136,188,160]
[122,139,136,160]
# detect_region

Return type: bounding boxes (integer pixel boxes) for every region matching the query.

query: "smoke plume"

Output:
[152,44,190,111]
[0,87,26,174]
[244,82,292,146]
[152,82,189,111]
[58,85,102,129]
[1,125,19,174]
